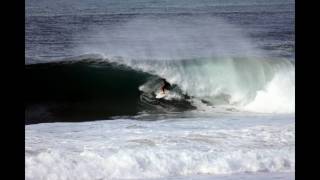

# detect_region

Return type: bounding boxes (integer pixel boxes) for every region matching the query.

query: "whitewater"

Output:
[26,113,294,180]
[26,0,295,179]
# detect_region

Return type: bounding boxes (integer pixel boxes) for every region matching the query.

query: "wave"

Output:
[25,58,195,124]
[26,17,294,123]
[118,56,294,113]
[26,54,294,123]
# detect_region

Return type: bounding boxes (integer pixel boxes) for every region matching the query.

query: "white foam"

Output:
[26,115,295,180]
[244,63,295,113]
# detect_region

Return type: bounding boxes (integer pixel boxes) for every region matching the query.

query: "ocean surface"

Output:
[25,0,295,179]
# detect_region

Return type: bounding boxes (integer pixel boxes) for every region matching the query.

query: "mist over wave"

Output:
[77,17,265,60]
[73,16,294,114]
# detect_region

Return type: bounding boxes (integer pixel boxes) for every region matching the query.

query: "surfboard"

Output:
[155,91,168,99]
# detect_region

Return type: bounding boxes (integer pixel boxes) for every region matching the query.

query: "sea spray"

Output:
[75,16,295,113]
[77,16,264,60]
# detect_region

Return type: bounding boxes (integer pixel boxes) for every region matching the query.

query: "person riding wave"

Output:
[160,78,171,94]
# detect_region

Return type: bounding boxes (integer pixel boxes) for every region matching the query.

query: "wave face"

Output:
[25,58,196,124]
[26,54,294,124]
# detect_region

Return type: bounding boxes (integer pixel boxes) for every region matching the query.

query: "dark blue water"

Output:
[26,0,294,62]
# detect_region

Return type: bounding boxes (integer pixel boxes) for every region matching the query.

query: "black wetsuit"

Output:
[163,81,171,89]
[161,79,171,92]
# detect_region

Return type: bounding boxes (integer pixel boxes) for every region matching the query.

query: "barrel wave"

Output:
[25,57,195,124]
[26,54,294,124]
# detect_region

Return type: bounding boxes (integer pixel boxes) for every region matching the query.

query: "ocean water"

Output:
[25,0,295,179]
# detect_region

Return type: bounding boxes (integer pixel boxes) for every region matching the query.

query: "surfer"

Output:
[160,78,171,94]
